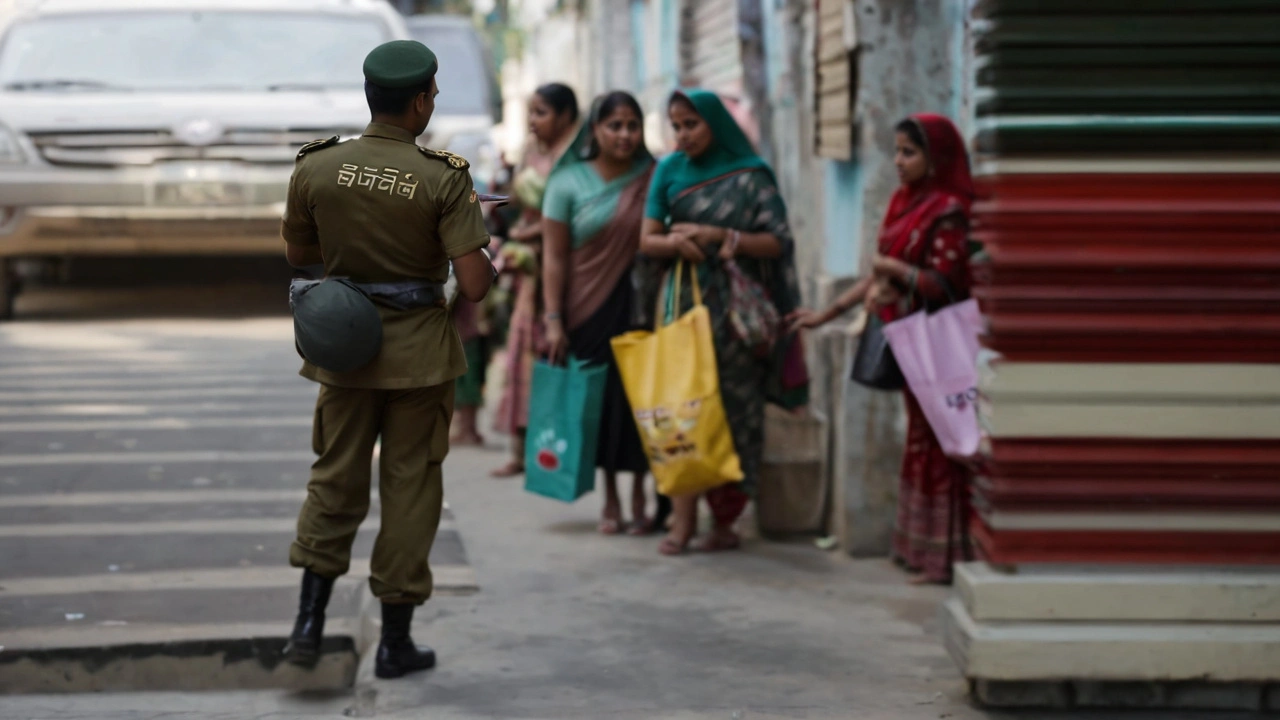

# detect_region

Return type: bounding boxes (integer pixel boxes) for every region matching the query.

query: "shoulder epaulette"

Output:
[418,147,470,170]
[296,136,340,161]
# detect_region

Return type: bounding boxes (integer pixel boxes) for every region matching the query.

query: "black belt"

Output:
[290,277,446,312]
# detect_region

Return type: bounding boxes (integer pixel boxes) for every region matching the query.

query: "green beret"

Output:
[363,40,439,89]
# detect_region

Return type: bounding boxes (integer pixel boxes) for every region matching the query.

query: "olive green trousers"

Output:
[289,382,454,604]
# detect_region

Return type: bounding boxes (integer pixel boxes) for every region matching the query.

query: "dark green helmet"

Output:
[292,279,383,374]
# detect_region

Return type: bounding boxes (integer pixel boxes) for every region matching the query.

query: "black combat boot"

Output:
[283,569,335,666]
[374,603,437,679]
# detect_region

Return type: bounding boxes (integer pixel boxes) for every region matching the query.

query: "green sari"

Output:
[637,90,805,496]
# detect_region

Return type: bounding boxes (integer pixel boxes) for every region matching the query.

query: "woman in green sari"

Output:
[542,91,667,535]
[639,89,805,555]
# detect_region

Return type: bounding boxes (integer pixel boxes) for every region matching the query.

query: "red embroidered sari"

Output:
[878,114,975,583]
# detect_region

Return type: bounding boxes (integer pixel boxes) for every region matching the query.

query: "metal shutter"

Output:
[814,0,856,160]
[679,0,743,96]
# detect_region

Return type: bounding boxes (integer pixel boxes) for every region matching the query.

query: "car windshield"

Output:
[408,24,489,115]
[0,11,391,92]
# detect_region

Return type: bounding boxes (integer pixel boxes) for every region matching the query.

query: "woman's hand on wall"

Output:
[786,307,830,332]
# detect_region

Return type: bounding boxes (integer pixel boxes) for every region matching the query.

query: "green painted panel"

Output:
[978,46,1280,69]
[976,17,1280,49]
[976,0,1278,16]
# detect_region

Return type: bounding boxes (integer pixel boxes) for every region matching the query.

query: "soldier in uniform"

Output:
[280,39,496,679]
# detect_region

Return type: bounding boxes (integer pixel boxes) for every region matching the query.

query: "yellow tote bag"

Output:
[610,261,744,496]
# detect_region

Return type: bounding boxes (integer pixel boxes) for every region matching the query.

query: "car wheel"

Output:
[0,259,17,321]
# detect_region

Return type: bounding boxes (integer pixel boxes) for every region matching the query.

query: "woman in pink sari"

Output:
[491,83,580,477]
[790,114,975,583]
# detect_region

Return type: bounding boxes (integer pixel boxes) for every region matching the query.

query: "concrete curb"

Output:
[0,635,359,694]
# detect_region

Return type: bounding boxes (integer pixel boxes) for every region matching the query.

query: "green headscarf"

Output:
[645,89,774,220]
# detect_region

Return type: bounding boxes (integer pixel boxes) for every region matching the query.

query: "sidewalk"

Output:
[1,435,976,720]
[5,432,1257,719]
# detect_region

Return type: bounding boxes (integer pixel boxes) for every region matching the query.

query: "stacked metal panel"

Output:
[945,1,1280,707]
[969,0,1280,565]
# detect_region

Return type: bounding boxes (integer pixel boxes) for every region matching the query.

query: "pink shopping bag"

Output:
[881,299,983,458]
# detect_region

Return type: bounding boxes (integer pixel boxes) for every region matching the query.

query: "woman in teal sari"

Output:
[639,89,805,555]
[542,91,667,535]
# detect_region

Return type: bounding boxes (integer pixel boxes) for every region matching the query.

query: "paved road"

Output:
[0,264,475,692]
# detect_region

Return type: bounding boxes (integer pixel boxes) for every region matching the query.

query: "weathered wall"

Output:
[761,0,823,299]
[851,0,965,264]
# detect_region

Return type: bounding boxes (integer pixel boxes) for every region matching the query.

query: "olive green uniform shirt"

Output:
[282,122,490,389]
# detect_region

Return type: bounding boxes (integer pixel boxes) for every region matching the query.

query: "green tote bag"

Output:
[524,358,607,502]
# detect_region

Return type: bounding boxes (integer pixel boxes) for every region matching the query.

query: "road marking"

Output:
[0,620,361,651]
[0,416,312,433]
[0,387,305,402]
[0,563,370,596]
[0,374,300,390]
[0,517,344,537]
[0,450,315,467]
[0,564,477,599]
[0,363,286,378]
[0,401,316,417]
[0,404,151,417]
[0,489,308,508]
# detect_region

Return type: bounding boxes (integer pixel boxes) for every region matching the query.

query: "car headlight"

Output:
[446,132,497,193]
[0,123,26,164]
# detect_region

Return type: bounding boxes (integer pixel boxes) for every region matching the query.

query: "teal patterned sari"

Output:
[635,166,803,495]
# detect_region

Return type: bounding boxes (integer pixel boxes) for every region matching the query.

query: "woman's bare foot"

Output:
[450,431,485,447]
[693,526,741,553]
[658,518,694,555]
[627,479,650,535]
[489,460,524,478]
[600,498,623,536]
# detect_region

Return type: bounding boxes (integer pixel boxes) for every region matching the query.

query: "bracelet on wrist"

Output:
[544,312,562,322]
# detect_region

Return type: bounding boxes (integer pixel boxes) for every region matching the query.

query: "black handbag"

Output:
[850,268,959,390]
[850,313,904,390]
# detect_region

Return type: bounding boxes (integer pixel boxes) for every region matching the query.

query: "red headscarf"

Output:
[877,114,974,263]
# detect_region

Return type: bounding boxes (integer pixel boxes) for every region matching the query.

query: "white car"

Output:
[0,0,493,319]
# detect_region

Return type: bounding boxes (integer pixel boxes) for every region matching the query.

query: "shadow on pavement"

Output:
[9,257,293,322]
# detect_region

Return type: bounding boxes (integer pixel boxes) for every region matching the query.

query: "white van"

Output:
[404,14,501,193]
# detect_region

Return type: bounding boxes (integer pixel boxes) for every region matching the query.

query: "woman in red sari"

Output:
[790,114,974,583]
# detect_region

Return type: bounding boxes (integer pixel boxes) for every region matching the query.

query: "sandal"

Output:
[450,432,485,447]
[598,517,623,535]
[693,530,741,553]
[627,517,653,536]
[489,461,524,478]
[658,532,693,556]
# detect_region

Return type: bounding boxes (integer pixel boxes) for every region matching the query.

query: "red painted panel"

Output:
[971,172,1280,563]
[974,285,1280,315]
[973,477,1280,508]
[971,521,1280,565]
[976,174,1280,204]
[983,439,1280,475]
